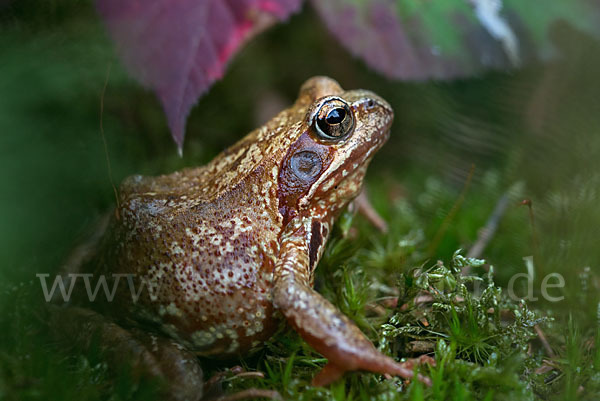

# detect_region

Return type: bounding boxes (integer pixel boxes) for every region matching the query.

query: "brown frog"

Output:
[52,77,430,400]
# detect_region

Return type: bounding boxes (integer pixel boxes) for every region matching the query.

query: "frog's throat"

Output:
[278,213,332,283]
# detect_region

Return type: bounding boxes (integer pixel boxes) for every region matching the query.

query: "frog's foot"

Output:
[274,277,433,387]
[308,333,434,387]
[312,358,427,388]
[48,305,203,401]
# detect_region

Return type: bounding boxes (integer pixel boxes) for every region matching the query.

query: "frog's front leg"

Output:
[272,232,431,387]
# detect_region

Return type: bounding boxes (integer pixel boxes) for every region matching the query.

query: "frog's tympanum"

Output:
[53,77,430,400]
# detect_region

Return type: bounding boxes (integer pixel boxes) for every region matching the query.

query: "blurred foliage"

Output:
[1,0,600,400]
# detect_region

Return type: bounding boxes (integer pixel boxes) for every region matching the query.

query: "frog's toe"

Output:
[311,363,346,387]
[389,360,433,386]
[352,354,419,384]
[399,354,436,370]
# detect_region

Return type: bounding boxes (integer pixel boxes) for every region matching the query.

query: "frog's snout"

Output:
[347,90,394,128]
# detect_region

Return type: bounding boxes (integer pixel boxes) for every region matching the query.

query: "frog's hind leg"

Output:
[48,305,204,401]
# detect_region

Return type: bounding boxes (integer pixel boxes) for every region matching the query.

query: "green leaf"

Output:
[312,0,600,79]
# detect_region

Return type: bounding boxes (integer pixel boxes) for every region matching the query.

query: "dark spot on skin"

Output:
[308,220,323,271]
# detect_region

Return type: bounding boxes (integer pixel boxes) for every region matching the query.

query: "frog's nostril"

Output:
[358,95,391,113]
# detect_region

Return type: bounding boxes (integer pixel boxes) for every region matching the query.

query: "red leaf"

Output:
[96,0,303,151]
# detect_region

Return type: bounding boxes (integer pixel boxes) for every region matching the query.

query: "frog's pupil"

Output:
[326,108,345,125]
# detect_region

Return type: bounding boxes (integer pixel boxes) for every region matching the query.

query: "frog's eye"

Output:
[314,99,354,140]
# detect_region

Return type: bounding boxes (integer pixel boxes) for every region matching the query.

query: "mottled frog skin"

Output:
[57,77,429,398]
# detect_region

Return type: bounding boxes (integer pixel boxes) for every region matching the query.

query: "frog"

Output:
[50,77,431,400]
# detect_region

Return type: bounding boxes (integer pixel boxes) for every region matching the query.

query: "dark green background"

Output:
[1,1,599,400]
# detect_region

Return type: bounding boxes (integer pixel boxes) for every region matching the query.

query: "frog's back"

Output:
[100,155,285,355]
[120,112,301,206]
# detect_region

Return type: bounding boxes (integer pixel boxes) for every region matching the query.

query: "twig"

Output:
[355,190,388,233]
[467,193,509,259]
[213,389,282,401]
[521,199,540,267]
[231,372,265,380]
[99,62,120,218]
[534,324,555,358]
